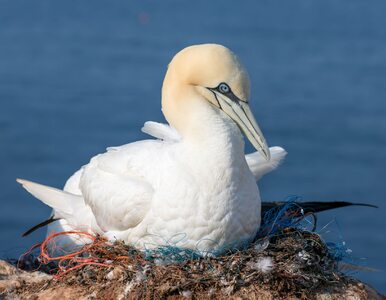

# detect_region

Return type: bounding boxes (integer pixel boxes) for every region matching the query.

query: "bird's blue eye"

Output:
[218,83,230,94]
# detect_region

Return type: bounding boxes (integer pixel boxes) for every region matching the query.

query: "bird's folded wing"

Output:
[80,144,156,232]
[141,121,181,142]
[246,146,287,181]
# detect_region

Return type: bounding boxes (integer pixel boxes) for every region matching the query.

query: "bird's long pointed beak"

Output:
[213,92,270,160]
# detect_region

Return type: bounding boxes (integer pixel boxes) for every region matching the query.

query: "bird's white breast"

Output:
[79,113,261,253]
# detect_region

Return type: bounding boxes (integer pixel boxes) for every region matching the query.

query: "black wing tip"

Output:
[347,202,378,209]
[305,201,378,208]
[22,216,59,237]
[22,229,35,237]
[261,200,378,215]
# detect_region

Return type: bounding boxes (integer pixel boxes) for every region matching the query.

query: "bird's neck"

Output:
[176,97,247,168]
[162,83,246,167]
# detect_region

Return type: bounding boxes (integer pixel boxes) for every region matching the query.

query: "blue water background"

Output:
[0,0,385,292]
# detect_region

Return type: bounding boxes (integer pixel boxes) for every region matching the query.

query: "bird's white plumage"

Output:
[141,121,286,181]
[18,44,286,254]
[141,121,180,142]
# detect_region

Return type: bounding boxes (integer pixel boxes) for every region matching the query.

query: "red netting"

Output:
[19,231,132,279]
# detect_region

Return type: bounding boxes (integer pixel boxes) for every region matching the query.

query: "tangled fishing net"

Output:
[15,198,364,299]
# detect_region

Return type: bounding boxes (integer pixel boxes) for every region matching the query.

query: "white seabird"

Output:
[17,44,286,253]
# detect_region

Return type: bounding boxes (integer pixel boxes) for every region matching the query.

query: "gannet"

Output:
[17,44,288,253]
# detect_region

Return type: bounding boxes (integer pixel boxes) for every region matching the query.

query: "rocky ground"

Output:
[0,228,384,299]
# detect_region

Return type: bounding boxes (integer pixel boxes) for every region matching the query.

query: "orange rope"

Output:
[31,231,120,278]
[40,231,98,261]
[53,262,113,279]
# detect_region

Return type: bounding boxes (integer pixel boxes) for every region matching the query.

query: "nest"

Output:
[11,202,368,298]
[14,227,359,299]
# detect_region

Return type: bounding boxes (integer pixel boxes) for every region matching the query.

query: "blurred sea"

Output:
[0,0,385,293]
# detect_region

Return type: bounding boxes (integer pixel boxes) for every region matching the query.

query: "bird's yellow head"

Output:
[162,44,270,160]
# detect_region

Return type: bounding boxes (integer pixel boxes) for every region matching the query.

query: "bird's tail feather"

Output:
[16,178,82,218]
